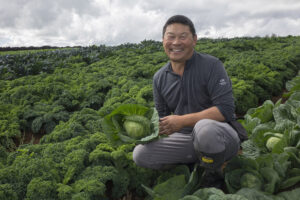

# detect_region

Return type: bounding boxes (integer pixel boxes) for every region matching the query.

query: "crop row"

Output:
[0,37,300,199]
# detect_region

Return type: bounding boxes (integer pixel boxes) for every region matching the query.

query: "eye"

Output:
[165,35,175,41]
[180,34,188,40]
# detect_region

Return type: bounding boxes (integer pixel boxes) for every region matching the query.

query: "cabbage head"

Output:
[266,137,281,151]
[240,173,262,190]
[102,104,161,144]
[123,115,151,139]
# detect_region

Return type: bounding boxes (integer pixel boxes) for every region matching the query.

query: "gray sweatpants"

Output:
[132,119,240,170]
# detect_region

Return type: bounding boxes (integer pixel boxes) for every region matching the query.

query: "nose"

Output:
[172,37,182,45]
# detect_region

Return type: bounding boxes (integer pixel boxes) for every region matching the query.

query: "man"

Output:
[133,15,241,187]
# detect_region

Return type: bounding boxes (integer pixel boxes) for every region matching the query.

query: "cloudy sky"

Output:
[1,0,300,47]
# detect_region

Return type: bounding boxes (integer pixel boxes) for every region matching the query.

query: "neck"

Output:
[171,61,185,76]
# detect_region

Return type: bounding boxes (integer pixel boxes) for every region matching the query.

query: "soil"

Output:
[13,129,44,147]
[270,89,289,105]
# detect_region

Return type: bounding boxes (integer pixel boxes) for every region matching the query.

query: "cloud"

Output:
[0,0,300,47]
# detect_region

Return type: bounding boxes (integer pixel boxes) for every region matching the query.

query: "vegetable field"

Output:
[0,36,300,200]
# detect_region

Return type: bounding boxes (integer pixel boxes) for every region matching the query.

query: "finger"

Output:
[159,121,168,129]
[159,127,170,135]
[161,127,172,135]
[160,116,169,122]
[159,129,166,135]
[159,125,166,135]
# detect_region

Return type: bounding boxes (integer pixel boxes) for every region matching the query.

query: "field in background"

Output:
[1,36,300,200]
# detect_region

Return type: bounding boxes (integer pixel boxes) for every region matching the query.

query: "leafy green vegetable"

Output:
[266,137,282,151]
[192,187,248,200]
[277,187,300,200]
[224,152,296,195]
[142,164,205,199]
[192,187,225,199]
[0,184,18,200]
[247,100,274,123]
[240,139,261,159]
[179,195,202,200]
[181,164,204,197]
[225,168,263,193]
[259,167,281,193]
[102,104,162,144]
[1,37,300,200]
[123,115,151,139]
[251,122,276,149]
[240,173,262,189]
[142,174,187,200]
[235,188,275,200]
[25,177,57,200]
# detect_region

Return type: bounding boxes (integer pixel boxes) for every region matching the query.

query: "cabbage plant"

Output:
[102,104,162,144]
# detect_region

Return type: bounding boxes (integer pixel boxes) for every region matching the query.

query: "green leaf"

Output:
[259,167,281,193]
[152,175,187,200]
[225,168,263,193]
[102,104,162,144]
[247,100,274,123]
[277,188,300,200]
[179,195,202,200]
[274,119,296,133]
[241,114,261,135]
[272,134,288,154]
[279,176,300,190]
[273,152,291,178]
[241,140,261,159]
[181,164,204,197]
[31,116,44,133]
[288,125,300,146]
[141,184,157,198]
[273,104,296,125]
[235,188,275,200]
[251,122,276,149]
[193,187,225,199]
[139,108,161,144]
[288,126,300,146]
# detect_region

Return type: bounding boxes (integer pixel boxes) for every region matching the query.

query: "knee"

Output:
[193,119,222,141]
[132,144,144,167]
[193,119,225,153]
[132,144,150,168]
[194,119,215,131]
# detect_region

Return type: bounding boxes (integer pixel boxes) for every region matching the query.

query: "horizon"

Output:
[1,0,300,47]
[1,34,299,49]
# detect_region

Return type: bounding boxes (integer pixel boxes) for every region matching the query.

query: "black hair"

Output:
[162,15,196,37]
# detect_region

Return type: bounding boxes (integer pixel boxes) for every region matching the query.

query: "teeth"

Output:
[172,49,183,52]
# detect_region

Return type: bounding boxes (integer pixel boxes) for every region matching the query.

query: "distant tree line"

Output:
[0,46,82,52]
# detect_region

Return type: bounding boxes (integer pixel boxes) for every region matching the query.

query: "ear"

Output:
[193,34,198,46]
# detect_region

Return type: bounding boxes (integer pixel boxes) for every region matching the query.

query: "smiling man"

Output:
[133,15,241,188]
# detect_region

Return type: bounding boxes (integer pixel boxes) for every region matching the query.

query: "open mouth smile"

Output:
[170,48,184,53]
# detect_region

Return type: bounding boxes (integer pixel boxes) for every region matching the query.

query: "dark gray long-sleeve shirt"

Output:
[153,51,235,134]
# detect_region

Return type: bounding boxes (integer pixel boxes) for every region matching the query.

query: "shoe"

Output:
[200,168,224,189]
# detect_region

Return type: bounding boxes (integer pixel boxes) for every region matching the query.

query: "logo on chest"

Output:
[219,78,227,86]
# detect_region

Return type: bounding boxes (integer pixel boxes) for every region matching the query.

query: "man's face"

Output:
[163,23,197,63]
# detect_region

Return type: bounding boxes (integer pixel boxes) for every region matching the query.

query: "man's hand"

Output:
[158,107,225,135]
[159,115,183,135]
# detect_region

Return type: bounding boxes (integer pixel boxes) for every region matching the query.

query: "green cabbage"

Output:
[240,173,262,190]
[102,104,161,144]
[124,121,145,138]
[123,115,150,139]
[266,137,281,151]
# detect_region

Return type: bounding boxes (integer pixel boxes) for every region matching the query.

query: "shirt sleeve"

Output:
[153,73,171,118]
[207,60,235,121]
